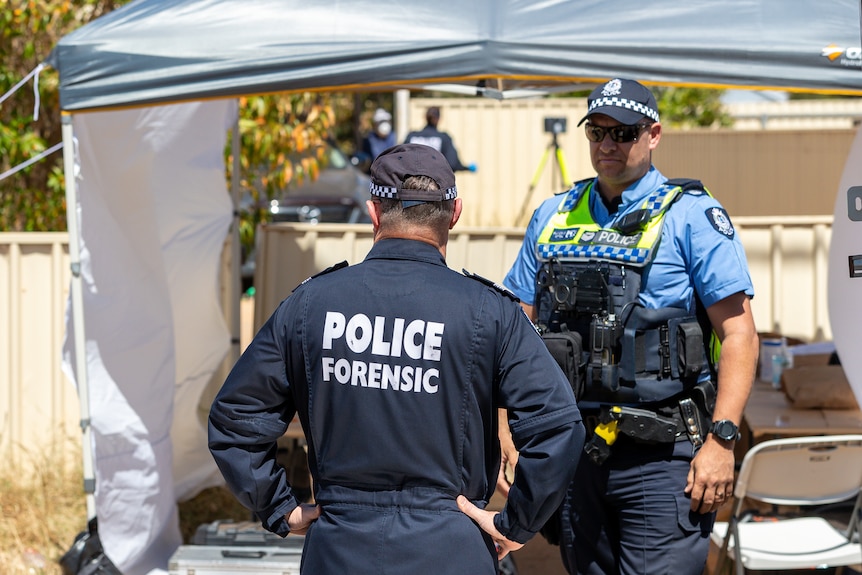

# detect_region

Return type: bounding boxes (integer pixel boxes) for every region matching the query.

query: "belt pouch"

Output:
[542,330,584,399]
[671,319,706,379]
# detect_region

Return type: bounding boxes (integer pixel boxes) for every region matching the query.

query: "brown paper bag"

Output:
[781,365,859,410]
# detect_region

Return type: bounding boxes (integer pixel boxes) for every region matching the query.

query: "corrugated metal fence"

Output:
[253,218,833,343]
[0,233,79,470]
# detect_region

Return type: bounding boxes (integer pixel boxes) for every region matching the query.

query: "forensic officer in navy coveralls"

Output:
[209,144,585,575]
[502,79,759,574]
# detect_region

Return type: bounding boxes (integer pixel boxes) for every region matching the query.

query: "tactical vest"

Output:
[534,178,717,406]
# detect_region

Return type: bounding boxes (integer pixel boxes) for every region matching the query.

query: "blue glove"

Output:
[468,163,478,172]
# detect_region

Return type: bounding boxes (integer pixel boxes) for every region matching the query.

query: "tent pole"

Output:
[61,113,97,521]
[230,111,241,363]
[395,89,410,144]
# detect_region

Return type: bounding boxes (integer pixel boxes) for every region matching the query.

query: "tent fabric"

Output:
[48,0,862,113]
[60,101,236,575]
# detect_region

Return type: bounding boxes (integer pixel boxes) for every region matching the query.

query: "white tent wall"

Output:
[60,101,236,574]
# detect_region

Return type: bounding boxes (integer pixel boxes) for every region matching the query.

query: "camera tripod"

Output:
[516,131,572,226]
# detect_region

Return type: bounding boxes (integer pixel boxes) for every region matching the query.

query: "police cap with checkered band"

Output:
[369,144,458,208]
[577,78,660,126]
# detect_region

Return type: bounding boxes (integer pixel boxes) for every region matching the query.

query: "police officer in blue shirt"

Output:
[502,79,759,574]
[209,143,585,575]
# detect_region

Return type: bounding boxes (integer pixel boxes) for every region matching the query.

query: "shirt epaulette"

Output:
[293,260,349,292]
[462,269,520,303]
[664,178,708,196]
[555,177,593,197]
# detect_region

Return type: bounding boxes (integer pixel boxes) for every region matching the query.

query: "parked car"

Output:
[265,141,372,225]
[240,140,372,290]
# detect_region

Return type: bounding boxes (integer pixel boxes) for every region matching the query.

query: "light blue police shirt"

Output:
[502,166,754,314]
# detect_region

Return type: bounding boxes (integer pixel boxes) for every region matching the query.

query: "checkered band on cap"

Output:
[370,182,457,201]
[368,143,458,204]
[587,96,660,123]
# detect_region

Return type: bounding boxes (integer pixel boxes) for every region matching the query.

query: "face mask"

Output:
[376,121,392,137]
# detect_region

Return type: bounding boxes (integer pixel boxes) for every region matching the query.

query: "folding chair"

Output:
[711,434,862,575]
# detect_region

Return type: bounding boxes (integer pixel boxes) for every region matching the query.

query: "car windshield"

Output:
[325,145,349,170]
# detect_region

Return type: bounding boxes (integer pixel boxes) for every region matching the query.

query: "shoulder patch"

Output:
[293,260,349,292]
[462,269,520,302]
[705,207,735,238]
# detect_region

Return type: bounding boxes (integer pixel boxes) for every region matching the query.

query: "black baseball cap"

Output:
[369,144,457,208]
[577,78,660,126]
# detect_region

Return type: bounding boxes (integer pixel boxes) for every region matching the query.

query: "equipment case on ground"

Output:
[169,545,302,575]
[191,520,303,548]
[169,520,305,575]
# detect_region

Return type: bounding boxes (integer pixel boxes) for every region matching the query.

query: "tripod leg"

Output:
[555,144,571,188]
[517,144,554,225]
[529,145,553,193]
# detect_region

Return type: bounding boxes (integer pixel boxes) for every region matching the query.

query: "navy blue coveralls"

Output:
[209,238,585,575]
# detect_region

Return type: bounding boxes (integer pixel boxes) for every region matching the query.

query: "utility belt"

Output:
[540,308,708,404]
[581,380,715,465]
[536,259,713,404]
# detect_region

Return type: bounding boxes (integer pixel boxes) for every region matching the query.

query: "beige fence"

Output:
[0,218,835,468]
[253,217,833,342]
[0,232,79,470]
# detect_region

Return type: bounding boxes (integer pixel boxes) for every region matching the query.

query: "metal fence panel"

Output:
[0,233,78,470]
[254,218,834,344]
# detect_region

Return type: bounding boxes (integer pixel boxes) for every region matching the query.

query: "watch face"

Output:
[713,420,738,440]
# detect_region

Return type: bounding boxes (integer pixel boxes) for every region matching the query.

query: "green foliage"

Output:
[0,0,128,231]
[1,0,346,242]
[654,87,733,128]
[231,93,336,254]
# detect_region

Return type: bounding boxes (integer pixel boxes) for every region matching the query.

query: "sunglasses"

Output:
[584,122,651,144]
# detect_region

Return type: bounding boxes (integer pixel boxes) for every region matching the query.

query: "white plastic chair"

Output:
[711,434,862,574]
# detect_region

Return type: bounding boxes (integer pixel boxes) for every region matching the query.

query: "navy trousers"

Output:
[560,437,714,575]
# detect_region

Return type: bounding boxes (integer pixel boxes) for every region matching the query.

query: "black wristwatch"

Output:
[710,419,740,442]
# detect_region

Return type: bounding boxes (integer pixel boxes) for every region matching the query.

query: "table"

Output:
[739,379,862,456]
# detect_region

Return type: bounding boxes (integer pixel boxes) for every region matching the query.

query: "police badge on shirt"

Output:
[705,207,735,238]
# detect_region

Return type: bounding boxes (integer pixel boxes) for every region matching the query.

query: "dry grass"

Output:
[0,448,87,575]
[177,485,251,543]
[1,443,250,575]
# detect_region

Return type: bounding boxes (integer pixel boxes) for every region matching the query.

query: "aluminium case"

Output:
[168,545,302,575]
[170,520,305,575]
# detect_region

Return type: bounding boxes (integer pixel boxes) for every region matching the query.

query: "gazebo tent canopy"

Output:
[49,0,862,113]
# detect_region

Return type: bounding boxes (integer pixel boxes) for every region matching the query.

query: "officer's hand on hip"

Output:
[287,502,322,535]
[685,436,736,514]
[456,495,523,560]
